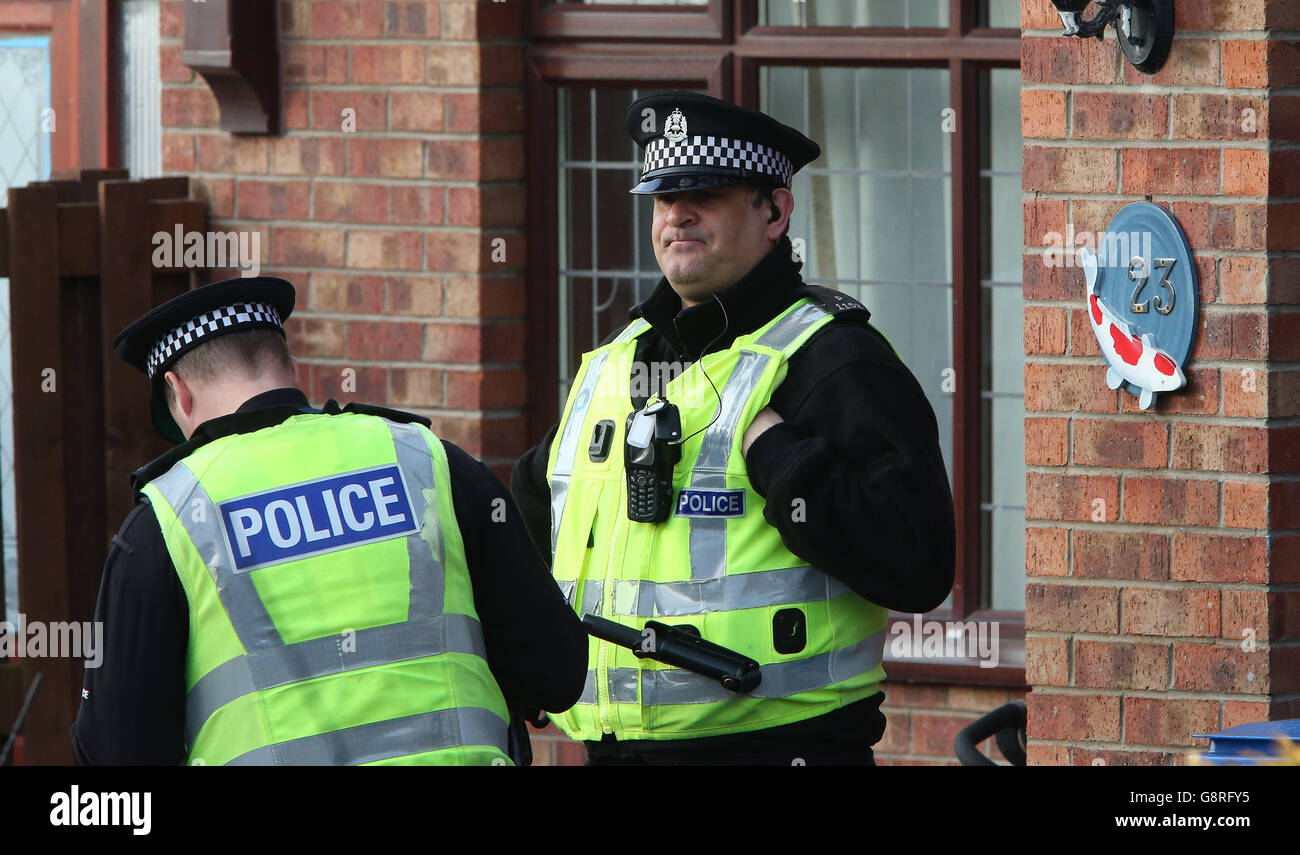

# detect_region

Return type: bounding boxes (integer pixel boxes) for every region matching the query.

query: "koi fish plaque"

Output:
[1079,202,1198,411]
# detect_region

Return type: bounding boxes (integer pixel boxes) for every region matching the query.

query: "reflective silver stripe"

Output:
[185,613,487,746]
[576,666,639,705]
[550,351,611,555]
[611,566,848,618]
[224,706,509,765]
[151,463,283,650]
[580,581,604,616]
[688,350,770,581]
[578,669,597,705]
[681,303,827,583]
[560,579,604,616]
[639,629,886,706]
[388,421,444,620]
[614,319,650,343]
[608,667,639,703]
[753,301,829,351]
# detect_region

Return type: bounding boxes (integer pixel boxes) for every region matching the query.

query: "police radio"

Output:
[624,398,681,523]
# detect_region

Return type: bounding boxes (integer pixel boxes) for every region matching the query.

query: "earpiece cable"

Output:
[673,292,728,446]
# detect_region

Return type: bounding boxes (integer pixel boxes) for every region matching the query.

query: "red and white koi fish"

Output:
[1080,246,1185,411]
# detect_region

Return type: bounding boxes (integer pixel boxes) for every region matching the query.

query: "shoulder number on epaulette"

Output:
[801,284,869,318]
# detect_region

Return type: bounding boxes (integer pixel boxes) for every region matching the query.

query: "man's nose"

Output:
[665,199,696,226]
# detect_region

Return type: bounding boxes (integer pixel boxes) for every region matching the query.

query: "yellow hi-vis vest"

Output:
[546,299,888,741]
[140,410,512,765]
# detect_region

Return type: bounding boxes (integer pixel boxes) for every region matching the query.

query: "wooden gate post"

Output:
[0,170,205,763]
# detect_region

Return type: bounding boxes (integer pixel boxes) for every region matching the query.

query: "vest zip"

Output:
[597,347,633,736]
[596,473,630,735]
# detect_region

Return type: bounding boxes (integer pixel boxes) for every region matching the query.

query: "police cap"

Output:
[113,276,295,443]
[625,91,820,195]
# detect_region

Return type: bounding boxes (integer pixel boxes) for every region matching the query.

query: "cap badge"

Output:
[664,108,688,143]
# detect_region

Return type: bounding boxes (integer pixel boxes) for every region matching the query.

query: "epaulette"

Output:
[326,399,432,428]
[793,284,902,359]
[795,283,871,321]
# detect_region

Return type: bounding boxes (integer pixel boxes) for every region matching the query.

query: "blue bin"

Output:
[1192,719,1300,765]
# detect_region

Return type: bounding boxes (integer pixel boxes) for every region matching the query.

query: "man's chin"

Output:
[665,277,718,305]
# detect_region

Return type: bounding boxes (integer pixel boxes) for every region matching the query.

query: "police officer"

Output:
[510,92,956,765]
[73,276,587,765]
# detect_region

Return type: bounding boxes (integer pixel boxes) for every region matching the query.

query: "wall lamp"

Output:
[1048,0,1174,75]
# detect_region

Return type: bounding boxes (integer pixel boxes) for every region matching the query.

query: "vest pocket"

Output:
[772,607,807,655]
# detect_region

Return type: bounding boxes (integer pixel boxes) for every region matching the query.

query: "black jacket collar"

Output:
[131,387,320,495]
[632,236,808,361]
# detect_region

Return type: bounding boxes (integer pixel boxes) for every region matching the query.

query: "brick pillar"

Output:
[160,0,528,482]
[1021,0,1300,765]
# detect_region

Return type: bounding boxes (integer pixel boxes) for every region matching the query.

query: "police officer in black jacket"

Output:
[73,277,587,764]
[510,92,956,765]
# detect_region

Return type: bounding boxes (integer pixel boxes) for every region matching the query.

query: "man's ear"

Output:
[163,370,194,424]
[765,187,794,242]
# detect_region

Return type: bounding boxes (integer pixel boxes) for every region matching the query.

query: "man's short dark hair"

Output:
[745,179,791,241]
[162,328,294,408]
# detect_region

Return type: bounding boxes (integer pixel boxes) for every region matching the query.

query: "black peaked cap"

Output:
[113,276,296,443]
[625,91,821,195]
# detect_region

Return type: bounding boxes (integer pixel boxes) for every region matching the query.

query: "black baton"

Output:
[582,614,761,694]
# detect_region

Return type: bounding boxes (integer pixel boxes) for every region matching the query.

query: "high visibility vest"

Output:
[140,410,512,765]
[546,298,889,741]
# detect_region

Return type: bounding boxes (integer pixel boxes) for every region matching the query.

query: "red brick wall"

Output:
[1021,0,1300,765]
[160,0,528,482]
[876,685,1029,766]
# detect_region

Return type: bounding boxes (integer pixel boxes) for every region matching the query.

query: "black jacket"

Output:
[510,238,956,758]
[72,388,588,765]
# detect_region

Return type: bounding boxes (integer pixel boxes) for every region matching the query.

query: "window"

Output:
[760,66,955,490]
[982,0,1021,29]
[0,34,51,624]
[981,67,1025,613]
[555,87,663,411]
[759,0,949,28]
[525,0,1024,682]
[557,0,708,5]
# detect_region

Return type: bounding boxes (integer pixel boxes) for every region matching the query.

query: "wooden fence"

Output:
[0,169,206,764]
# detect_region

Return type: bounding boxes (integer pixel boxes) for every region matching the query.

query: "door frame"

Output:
[0,0,118,172]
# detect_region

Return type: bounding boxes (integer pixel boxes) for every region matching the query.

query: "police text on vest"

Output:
[674,489,746,518]
[220,465,418,572]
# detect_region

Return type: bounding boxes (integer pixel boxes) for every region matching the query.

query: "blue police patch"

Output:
[220,465,418,572]
[675,489,745,518]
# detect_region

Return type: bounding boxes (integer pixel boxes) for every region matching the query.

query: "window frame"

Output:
[529,0,730,43]
[524,0,1025,687]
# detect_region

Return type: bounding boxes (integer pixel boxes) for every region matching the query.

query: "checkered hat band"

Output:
[146,302,283,378]
[642,136,794,185]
